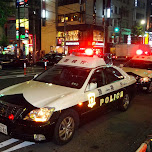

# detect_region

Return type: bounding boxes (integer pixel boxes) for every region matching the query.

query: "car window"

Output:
[89,68,106,88]
[104,67,124,84]
[34,65,91,89]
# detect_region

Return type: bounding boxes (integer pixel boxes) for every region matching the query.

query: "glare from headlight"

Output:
[140,77,150,83]
[24,107,55,122]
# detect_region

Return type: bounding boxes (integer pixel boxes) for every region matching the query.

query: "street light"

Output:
[141,20,146,25]
[140,20,146,44]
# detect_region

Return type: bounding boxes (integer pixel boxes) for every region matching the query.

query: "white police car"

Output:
[122,55,152,93]
[0,53,136,145]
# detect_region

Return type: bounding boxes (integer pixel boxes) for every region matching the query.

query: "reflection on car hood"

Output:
[0,80,77,108]
[122,67,152,78]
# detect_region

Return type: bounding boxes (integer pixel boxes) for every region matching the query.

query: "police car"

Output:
[122,55,152,93]
[0,50,136,145]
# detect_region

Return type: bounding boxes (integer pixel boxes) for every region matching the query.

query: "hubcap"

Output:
[59,116,75,141]
[123,94,129,109]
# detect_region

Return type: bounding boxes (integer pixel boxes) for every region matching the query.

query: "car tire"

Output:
[146,81,152,94]
[119,92,130,111]
[53,109,79,145]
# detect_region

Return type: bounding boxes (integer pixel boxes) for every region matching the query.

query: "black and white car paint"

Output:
[0,55,136,145]
[122,55,152,93]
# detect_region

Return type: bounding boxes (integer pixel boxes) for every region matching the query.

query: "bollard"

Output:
[136,143,147,152]
[44,61,47,70]
[24,62,26,75]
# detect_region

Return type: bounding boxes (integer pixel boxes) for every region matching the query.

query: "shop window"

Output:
[58,13,81,23]
[57,30,79,41]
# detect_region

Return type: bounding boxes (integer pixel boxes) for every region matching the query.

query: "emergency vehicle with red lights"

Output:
[112,44,151,60]
[0,48,136,145]
[121,55,152,93]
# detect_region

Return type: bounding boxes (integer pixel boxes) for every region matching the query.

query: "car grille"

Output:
[0,100,25,119]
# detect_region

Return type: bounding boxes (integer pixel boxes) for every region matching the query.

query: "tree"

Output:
[0,0,15,47]
[131,23,144,37]
[131,23,144,44]
[0,0,15,27]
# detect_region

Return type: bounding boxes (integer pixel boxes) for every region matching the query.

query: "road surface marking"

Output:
[2,141,35,152]
[0,138,19,148]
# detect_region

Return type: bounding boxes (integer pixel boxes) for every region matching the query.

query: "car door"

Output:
[100,67,125,107]
[103,67,124,92]
[83,68,108,112]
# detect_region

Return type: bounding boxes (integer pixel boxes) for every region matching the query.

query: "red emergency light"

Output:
[136,49,143,55]
[145,51,148,55]
[69,48,104,57]
[85,48,94,55]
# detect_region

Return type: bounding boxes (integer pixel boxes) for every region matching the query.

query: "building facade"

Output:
[3,0,149,56]
[56,0,105,54]
[41,0,57,55]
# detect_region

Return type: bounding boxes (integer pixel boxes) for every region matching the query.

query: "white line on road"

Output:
[2,141,35,152]
[0,138,19,148]
[0,73,38,79]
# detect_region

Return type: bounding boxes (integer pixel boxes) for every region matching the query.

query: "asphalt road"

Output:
[0,65,152,152]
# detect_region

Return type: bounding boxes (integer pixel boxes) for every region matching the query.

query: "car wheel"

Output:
[119,92,130,111]
[53,109,79,145]
[147,81,152,93]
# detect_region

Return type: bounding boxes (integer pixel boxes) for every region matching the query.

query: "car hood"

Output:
[122,67,152,78]
[0,80,77,108]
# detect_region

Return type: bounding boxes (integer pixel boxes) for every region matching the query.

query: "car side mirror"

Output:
[86,83,97,91]
[119,64,124,68]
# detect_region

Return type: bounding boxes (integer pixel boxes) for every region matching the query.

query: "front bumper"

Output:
[0,116,56,141]
[136,81,151,91]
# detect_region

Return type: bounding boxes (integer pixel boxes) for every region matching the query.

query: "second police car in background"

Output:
[121,55,152,93]
[0,49,136,145]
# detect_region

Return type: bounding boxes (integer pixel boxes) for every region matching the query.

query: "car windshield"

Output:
[124,59,152,69]
[34,65,91,89]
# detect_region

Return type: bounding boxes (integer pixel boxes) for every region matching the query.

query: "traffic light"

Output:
[114,27,119,32]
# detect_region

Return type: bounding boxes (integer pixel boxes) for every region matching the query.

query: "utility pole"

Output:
[18,2,21,57]
[32,0,36,64]
[103,16,106,54]
[64,14,66,54]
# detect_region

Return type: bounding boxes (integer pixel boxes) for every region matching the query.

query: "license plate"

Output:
[0,123,7,135]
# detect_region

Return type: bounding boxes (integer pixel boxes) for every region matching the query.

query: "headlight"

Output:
[140,77,150,83]
[24,107,55,122]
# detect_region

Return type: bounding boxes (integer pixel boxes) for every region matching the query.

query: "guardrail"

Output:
[136,136,152,152]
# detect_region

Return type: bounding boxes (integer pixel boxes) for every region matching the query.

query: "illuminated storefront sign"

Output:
[29,34,33,46]
[16,0,28,7]
[42,0,46,18]
[16,19,29,30]
[127,35,131,44]
[92,42,104,48]
[145,32,149,45]
[66,42,79,46]
[16,19,29,40]
[149,32,152,46]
